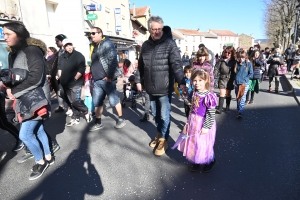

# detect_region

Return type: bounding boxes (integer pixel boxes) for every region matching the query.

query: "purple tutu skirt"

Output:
[177,113,216,164]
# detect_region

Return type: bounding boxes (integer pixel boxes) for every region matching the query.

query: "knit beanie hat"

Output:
[55,34,67,41]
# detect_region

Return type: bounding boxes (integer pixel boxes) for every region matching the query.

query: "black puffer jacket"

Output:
[267,55,283,77]
[135,26,185,96]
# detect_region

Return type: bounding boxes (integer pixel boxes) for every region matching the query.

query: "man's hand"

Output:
[136,83,142,92]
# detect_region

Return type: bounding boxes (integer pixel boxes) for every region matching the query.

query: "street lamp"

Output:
[293,5,300,44]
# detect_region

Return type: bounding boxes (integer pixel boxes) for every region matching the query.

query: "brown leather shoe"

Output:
[154,138,168,156]
[149,132,162,148]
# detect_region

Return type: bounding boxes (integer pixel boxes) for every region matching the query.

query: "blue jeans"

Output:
[235,83,249,115]
[93,79,119,107]
[19,120,50,162]
[150,93,172,140]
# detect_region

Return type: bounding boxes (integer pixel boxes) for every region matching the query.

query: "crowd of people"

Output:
[0,17,295,180]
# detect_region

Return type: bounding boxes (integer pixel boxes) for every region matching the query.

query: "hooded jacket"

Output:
[135,26,185,96]
[6,38,51,122]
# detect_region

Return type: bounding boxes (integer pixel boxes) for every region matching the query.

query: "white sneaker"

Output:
[65,118,80,126]
[84,113,92,123]
[65,109,73,117]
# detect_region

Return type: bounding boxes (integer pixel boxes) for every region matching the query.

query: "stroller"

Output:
[121,75,142,108]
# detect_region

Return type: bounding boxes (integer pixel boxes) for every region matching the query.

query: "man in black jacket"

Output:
[57,39,91,126]
[135,16,186,156]
[284,44,295,71]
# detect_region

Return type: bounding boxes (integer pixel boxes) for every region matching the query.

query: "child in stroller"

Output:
[122,75,139,108]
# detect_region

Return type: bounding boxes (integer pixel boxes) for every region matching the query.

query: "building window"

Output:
[186,46,188,51]
[193,46,195,51]
[178,40,181,45]
[193,36,195,42]
[185,36,187,42]
[200,36,202,42]
[225,37,226,41]
[45,1,58,27]
[105,9,110,31]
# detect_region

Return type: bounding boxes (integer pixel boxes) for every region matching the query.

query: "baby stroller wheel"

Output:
[122,102,126,107]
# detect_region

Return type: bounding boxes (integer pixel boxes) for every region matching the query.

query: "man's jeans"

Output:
[19,120,50,162]
[150,93,172,140]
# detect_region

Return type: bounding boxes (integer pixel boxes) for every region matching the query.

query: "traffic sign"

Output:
[86,4,101,11]
[87,14,98,21]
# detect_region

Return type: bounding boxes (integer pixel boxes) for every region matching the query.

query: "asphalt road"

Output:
[0,76,300,200]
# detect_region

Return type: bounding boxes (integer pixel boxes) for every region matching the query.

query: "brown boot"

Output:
[149,132,162,148]
[154,138,168,156]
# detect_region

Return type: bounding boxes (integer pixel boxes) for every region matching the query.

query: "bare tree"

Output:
[263,0,299,48]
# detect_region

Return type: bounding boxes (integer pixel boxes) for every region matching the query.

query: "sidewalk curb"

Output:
[283,74,300,106]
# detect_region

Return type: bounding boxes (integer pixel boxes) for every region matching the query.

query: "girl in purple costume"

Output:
[173,69,217,172]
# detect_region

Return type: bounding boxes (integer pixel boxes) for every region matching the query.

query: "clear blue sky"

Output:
[130,0,266,39]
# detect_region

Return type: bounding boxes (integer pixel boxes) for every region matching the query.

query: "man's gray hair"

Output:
[147,16,164,30]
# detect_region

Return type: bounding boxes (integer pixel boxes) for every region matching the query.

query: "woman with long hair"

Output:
[46,47,58,92]
[267,48,284,93]
[213,46,237,114]
[193,47,214,91]
[3,22,53,180]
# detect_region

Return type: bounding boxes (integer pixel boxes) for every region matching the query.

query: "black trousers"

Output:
[0,96,19,142]
[63,85,88,119]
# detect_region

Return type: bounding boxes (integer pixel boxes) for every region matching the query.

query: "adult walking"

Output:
[246,50,264,104]
[3,22,53,180]
[89,27,126,131]
[57,40,91,126]
[192,47,214,91]
[267,48,284,93]
[53,34,69,113]
[135,16,186,156]
[213,46,237,114]
[284,44,295,71]
[182,52,190,67]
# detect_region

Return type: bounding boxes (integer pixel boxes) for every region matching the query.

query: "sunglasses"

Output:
[90,32,100,36]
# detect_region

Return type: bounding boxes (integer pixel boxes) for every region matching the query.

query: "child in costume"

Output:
[179,65,194,118]
[172,69,217,172]
[84,65,94,115]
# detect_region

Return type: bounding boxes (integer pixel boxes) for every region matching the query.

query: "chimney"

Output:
[133,3,136,16]
[197,28,200,32]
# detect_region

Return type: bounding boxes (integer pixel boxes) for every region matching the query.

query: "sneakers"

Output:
[84,112,92,123]
[114,118,126,129]
[29,161,49,180]
[203,159,216,172]
[17,147,34,163]
[12,140,24,152]
[65,109,73,117]
[46,156,55,165]
[140,113,149,122]
[51,141,60,155]
[237,114,243,119]
[189,164,200,172]
[54,106,65,113]
[149,132,162,148]
[0,151,7,163]
[249,100,254,104]
[245,100,249,105]
[275,90,279,94]
[269,87,272,91]
[154,138,168,156]
[65,118,80,126]
[89,123,103,131]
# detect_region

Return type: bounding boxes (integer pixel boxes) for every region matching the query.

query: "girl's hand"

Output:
[200,128,208,135]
